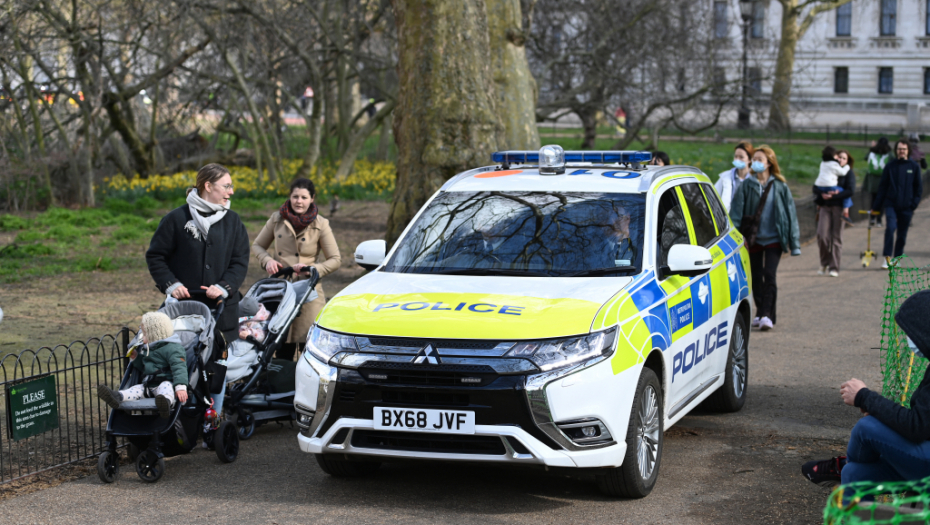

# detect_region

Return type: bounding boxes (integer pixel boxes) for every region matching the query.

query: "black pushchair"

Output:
[223,267,319,439]
[97,294,239,483]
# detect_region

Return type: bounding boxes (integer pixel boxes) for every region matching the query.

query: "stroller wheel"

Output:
[238,411,256,440]
[97,451,119,483]
[215,421,239,463]
[136,450,165,483]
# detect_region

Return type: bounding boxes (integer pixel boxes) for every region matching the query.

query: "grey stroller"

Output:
[223,267,319,439]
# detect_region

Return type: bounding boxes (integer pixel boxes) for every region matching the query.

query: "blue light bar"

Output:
[491,150,652,164]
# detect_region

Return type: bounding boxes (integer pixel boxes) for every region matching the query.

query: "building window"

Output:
[836,4,852,36]
[834,67,849,94]
[926,0,930,35]
[880,0,896,36]
[879,68,893,94]
[751,2,765,38]
[925,68,930,94]
[748,67,762,96]
[714,1,728,38]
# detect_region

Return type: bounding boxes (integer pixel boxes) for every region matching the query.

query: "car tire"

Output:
[315,454,381,478]
[596,367,663,499]
[702,312,748,413]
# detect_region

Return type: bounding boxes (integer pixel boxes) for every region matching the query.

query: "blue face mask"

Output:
[907,336,925,359]
[732,159,747,170]
[751,161,766,173]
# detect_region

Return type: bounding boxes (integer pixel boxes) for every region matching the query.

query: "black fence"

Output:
[0,328,131,484]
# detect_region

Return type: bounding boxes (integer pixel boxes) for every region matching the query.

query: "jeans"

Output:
[841,416,930,485]
[816,185,853,209]
[882,207,913,258]
[212,380,227,416]
[749,244,782,323]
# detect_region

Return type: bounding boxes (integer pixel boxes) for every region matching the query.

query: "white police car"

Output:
[295,146,752,498]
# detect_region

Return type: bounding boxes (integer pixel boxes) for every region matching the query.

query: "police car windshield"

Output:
[384,191,646,277]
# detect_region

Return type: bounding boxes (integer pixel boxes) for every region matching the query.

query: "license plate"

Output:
[373,407,475,434]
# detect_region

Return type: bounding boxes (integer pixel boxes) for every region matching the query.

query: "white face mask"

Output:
[907,336,925,359]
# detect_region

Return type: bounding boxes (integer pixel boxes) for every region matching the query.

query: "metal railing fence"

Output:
[0,328,131,484]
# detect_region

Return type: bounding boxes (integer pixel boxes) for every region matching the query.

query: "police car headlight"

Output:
[506,326,618,372]
[305,325,358,364]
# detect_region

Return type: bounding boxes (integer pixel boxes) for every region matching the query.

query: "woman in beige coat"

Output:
[252,178,341,360]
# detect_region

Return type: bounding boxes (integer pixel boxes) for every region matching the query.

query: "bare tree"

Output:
[767,0,853,131]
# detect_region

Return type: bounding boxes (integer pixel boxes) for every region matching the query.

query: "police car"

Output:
[295,145,751,498]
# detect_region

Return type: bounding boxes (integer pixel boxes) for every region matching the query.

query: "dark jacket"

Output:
[855,368,930,443]
[133,338,189,387]
[813,169,856,207]
[729,176,801,255]
[146,205,250,331]
[873,158,923,211]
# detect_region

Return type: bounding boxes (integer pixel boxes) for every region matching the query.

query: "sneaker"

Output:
[802,456,847,488]
[752,317,760,328]
[97,385,122,410]
[817,266,828,275]
[759,316,774,331]
[155,394,172,419]
[881,257,890,269]
[842,216,853,226]
[829,270,839,277]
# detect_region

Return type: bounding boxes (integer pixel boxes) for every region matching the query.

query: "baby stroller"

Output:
[224,267,319,439]
[97,293,239,483]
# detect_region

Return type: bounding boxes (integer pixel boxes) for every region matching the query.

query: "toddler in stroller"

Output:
[97,312,189,418]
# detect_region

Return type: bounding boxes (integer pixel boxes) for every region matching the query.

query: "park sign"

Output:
[6,375,59,441]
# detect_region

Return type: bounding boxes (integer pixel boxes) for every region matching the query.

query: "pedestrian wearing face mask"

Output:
[801,290,930,490]
[728,145,801,332]
[715,141,754,211]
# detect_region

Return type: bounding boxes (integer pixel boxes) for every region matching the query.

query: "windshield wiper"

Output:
[429,268,551,277]
[562,266,637,277]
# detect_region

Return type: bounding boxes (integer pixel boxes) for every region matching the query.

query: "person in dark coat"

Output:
[801,290,930,489]
[872,140,923,268]
[146,163,250,343]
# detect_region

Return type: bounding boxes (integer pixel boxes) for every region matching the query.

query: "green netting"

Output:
[879,256,930,408]
[823,256,930,524]
[823,479,930,524]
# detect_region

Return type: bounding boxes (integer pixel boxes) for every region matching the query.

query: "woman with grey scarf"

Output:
[146,163,250,342]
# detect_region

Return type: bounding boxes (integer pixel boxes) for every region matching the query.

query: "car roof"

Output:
[440,164,711,194]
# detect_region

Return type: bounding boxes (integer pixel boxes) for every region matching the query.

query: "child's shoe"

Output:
[155,394,172,418]
[97,385,123,410]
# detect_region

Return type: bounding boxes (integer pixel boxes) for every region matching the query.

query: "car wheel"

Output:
[315,454,381,478]
[596,367,663,498]
[702,313,748,413]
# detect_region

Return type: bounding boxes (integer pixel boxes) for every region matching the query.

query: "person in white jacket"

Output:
[715,142,754,211]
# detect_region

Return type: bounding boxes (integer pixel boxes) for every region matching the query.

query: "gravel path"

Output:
[2,203,927,524]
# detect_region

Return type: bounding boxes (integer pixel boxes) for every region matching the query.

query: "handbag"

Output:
[740,180,773,247]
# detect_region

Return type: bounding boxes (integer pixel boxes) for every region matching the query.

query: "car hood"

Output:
[315,271,633,340]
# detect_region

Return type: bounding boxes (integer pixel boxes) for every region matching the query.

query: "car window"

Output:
[656,189,690,268]
[384,191,647,276]
[679,183,717,247]
[701,183,729,236]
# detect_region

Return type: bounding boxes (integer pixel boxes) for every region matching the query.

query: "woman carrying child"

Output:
[813,146,853,224]
[97,312,189,419]
[813,149,856,277]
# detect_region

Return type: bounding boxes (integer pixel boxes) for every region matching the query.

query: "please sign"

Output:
[6,375,59,441]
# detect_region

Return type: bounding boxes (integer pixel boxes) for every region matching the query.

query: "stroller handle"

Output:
[182,289,225,320]
[271,266,319,283]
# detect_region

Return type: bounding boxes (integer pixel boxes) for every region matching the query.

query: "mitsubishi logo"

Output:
[413,344,441,364]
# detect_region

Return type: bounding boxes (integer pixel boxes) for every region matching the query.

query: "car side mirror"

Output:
[665,244,713,277]
[355,240,386,271]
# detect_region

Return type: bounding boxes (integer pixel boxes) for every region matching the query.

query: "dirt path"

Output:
[1,200,928,523]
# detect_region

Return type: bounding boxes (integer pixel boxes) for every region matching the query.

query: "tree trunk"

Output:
[103,92,155,177]
[486,0,539,150]
[579,107,598,150]
[387,0,505,246]
[767,2,800,132]
[335,100,396,180]
[375,112,393,161]
[296,94,324,180]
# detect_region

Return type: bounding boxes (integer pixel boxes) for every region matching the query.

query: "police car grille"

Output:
[359,362,497,387]
[368,338,501,350]
[352,430,506,455]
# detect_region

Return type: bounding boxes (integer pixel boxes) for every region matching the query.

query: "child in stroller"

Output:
[238,297,270,343]
[97,312,189,418]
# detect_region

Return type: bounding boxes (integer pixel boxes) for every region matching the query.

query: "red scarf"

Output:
[280,200,318,233]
